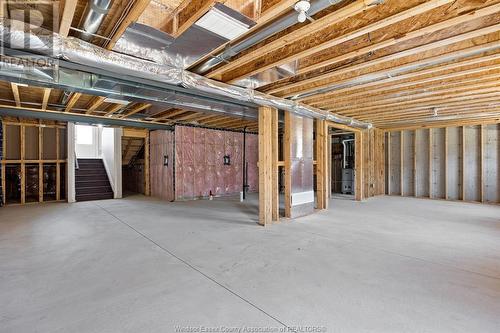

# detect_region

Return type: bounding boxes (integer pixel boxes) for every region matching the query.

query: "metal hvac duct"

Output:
[80,0,113,41]
[0,18,371,128]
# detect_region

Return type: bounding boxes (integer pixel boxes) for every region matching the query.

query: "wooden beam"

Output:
[10,83,20,107]
[41,88,51,111]
[59,0,78,37]
[64,92,82,112]
[258,106,273,226]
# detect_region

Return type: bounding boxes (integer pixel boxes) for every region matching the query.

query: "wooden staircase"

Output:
[75,159,113,202]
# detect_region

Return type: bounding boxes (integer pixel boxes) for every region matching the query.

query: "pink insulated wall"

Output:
[175,126,258,200]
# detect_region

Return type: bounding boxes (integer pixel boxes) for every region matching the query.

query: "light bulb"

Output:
[298,11,307,23]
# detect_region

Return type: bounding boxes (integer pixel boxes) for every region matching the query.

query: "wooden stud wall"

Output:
[385,123,500,204]
[1,118,67,206]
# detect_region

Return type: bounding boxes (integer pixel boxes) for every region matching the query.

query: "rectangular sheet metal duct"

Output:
[286,114,315,218]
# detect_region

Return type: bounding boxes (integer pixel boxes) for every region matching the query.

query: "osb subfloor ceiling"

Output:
[1,0,499,131]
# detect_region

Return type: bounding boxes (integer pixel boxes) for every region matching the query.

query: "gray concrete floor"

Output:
[1,195,500,332]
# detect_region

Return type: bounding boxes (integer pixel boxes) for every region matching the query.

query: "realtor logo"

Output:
[0,1,59,76]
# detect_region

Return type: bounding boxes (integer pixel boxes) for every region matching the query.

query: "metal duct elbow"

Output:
[80,0,113,41]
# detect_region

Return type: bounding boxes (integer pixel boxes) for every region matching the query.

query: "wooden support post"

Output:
[271,107,279,221]
[144,133,150,196]
[20,125,25,204]
[56,129,60,201]
[400,130,404,196]
[39,126,43,202]
[429,129,433,199]
[480,124,484,202]
[284,112,292,218]
[444,127,448,200]
[259,106,273,226]
[355,131,363,201]
[387,132,391,195]
[1,122,5,205]
[462,126,466,201]
[413,130,417,197]
[316,119,329,210]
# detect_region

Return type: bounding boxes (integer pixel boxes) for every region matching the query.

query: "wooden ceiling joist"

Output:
[297,2,500,76]
[274,24,500,98]
[10,83,20,107]
[41,88,51,111]
[105,0,152,50]
[309,65,500,107]
[206,0,383,79]
[324,76,500,110]
[215,0,455,83]
[59,0,78,37]
[86,96,107,114]
[300,52,500,104]
[64,92,82,112]
[104,103,125,117]
[120,103,152,118]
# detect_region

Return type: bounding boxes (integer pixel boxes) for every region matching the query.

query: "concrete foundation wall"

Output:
[385,123,500,204]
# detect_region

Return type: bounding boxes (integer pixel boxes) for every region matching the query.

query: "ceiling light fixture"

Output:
[294,0,311,23]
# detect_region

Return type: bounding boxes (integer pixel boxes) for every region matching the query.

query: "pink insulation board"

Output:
[174,126,258,200]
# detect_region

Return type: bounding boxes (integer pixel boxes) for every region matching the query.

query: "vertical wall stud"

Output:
[444,127,448,200]
[271,107,279,221]
[39,125,43,202]
[355,131,363,201]
[429,128,433,199]
[413,130,417,197]
[400,130,404,196]
[387,132,391,195]
[20,125,25,204]
[480,124,484,203]
[259,106,273,225]
[145,133,151,196]
[462,126,466,201]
